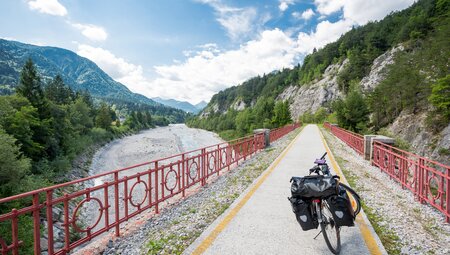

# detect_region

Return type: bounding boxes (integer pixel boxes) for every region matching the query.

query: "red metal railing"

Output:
[372,141,450,223]
[269,123,300,143]
[0,124,299,255]
[323,122,364,155]
[324,122,450,223]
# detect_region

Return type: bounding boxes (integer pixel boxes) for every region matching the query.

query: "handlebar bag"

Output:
[326,186,355,227]
[290,175,338,198]
[288,197,318,231]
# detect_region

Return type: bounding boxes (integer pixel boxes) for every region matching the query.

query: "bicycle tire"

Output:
[321,201,341,254]
[339,182,361,216]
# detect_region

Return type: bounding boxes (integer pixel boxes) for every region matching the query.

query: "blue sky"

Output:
[0,0,415,104]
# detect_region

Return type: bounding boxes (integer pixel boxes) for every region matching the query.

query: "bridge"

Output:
[0,123,449,254]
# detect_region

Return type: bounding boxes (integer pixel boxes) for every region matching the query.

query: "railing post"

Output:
[11,209,19,255]
[216,145,220,176]
[201,148,206,186]
[418,158,425,204]
[63,194,70,253]
[32,193,41,255]
[446,168,450,223]
[114,172,120,236]
[103,183,110,229]
[182,154,186,197]
[123,176,129,219]
[155,162,159,214]
[46,190,54,255]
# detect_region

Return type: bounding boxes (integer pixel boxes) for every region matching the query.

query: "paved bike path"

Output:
[185,124,386,255]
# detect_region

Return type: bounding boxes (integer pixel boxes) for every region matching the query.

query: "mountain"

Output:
[0,39,186,121]
[187,0,449,164]
[194,101,208,110]
[152,97,201,113]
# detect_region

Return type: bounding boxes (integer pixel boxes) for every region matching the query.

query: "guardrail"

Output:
[269,123,300,143]
[372,141,450,223]
[324,122,450,223]
[0,124,299,255]
[323,122,364,155]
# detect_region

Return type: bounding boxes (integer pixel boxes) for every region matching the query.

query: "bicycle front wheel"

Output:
[321,201,341,254]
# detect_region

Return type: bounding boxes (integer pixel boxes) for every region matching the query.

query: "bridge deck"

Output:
[185,124,386,255]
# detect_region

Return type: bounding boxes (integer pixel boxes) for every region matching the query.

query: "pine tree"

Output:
[45,75,73,105]
[16,58,44,108]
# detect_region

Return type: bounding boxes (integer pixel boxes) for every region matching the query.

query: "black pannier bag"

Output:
[326,186,355,227]
[290,175,338,198]
[288,197,318,231]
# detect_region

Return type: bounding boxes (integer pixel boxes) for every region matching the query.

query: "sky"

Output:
[0,0,416,104]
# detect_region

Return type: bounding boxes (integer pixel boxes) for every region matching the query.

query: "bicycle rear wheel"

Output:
[321,201,341,254]
[340,183,361,216]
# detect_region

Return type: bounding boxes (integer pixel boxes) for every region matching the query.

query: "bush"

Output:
[89,127,113,144]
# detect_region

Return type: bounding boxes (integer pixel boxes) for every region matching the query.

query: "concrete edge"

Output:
[318,126,388,255]
[183,128,304,255]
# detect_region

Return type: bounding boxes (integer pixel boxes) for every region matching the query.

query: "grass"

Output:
[438,148,450,156]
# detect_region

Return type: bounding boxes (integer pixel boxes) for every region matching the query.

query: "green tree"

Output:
[16,59,45,109]
[0,129,31,197]
[45,75,73,105]
[95,103,112,130]
[334,91,369,132]
[69,98,94,134]
[273,101,291,127]
[429,75,450,119]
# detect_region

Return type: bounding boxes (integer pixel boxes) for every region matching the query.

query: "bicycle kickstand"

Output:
[313,230,322,240]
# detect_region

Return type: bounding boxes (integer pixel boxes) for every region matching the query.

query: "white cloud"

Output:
[279,0,295,12]
[71,23,108,41]
[74,0,416,104]
[314,0,342,16]
[314,0,415,24]
[28,0,67,16]
[297,19,353,54]
[76,44,143,86]
[293,8,315,20]
[196,0,260,41]
[76,29,298,104]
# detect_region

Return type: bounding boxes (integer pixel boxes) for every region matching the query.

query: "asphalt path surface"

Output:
[186,125,383,255]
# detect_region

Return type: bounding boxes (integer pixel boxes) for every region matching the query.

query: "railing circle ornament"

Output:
[427,175,441,200]
[188,161,199,180]
[208,154,215,172]
[221,150,227,166]
[383,153,389,169]
[129,180,148,207]
[394,158,400,177]
[407,161,416,186]
[165,169,178,191]
[72,197,104,233]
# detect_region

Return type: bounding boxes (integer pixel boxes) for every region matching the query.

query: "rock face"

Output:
[388,111,450,166]
[360,45,404,92]
[278,59,347,120]
[231,98,246,111]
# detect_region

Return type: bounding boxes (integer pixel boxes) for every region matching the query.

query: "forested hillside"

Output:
[0,59,169,199]
[0,39,186,123]
[187,0,449,142]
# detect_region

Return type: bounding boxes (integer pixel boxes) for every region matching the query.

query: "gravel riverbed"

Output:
[322,128,450,255]
[99,129,301,255]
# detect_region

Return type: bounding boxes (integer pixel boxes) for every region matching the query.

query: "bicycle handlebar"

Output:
[320,152,327,160]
